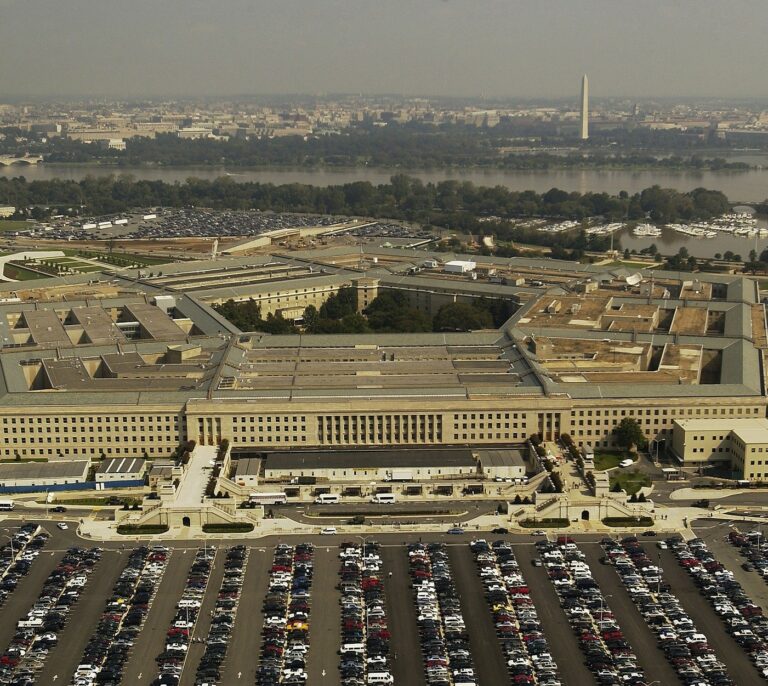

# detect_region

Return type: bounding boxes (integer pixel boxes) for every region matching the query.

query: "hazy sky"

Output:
[1,0,766,100]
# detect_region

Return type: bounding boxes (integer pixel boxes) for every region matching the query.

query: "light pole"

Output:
[599,593,612,618]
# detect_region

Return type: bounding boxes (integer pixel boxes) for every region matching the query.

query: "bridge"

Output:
[0,155,43,166]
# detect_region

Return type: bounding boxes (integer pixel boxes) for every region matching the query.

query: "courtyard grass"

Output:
[609,469,651,495]
[594,451,629,471]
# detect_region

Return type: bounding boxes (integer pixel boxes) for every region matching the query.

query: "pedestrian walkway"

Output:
[174,445,217,508]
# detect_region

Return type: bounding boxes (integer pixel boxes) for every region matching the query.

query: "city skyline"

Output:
[1,1,767,99]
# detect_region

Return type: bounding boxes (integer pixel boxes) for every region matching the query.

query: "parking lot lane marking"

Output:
[305,548,341,686]
[649,543,760,685]
[581,543,680,686]
[120,549,196,685]
[35,551,129,685]
[448,545,511,685]
[221,547,268,683]
[381,546,427,686]
[514,543,595,686]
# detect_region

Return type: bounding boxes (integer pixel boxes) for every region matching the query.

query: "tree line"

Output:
[0,174,732,233]
[0,122,753,170]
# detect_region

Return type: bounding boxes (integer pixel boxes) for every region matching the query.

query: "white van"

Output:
[314,494,340,505]
[341,643,366,654]
[367,673,394,684]
[370,493,396,504]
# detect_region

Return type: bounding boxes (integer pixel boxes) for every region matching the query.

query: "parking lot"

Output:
[0,522,764,685]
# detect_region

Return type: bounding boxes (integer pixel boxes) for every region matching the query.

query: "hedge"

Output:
[116,524,168,535]
[202,523,254,534]
[519,518,569,528]
[601,517,654,528]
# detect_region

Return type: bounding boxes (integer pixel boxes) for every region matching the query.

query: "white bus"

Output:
[370,493,396,504]
[314,494,340,505]
[249,492,287,505]
[0,500,14,511]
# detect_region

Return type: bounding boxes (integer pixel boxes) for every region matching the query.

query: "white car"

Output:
[320,527,337,535]
[57,522,68,530]
[619,459,634,468]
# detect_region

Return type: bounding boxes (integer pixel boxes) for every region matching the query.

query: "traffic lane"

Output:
[36,550,128,685]
[180,548,227,686]
[381,545,426,686]
[514,543,596,686]
[0,548,64,651]
[448,545,510,685]
[581,543,679,686]
[305,546,341,686]
[650,544,761,685]
[221,545,270,684]
[120,548,196,684]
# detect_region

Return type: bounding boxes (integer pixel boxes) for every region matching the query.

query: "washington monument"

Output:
[580,74,589,140]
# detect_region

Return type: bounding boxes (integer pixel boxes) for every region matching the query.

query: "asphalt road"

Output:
[220,545,270,684]
[120,548,196,684]
[650,543,762,685]
[180,548,226,686]
[36,550,127,685]
[513,543,596,686]
[381,544,426,686]
[580,543,680,686]
[305,546,342,686]
[448,544,510,685]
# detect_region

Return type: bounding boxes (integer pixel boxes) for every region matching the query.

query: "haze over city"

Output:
[1,0,767,99]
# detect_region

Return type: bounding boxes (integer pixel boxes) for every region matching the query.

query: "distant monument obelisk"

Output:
[580,74,589,140]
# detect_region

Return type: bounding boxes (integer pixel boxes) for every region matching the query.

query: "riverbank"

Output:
[4,163,768,202]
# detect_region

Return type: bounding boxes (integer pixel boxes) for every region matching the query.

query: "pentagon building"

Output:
[0,247,764,477]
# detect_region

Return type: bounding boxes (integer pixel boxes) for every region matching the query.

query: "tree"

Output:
[433,303,494,332]
[614,417,646,451]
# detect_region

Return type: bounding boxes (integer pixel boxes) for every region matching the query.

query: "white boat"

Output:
[633,223,662,237]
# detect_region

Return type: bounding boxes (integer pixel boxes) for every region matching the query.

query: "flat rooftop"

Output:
[475,448,527,468]
[263,448,476,471]
[96,457,146,475]
[0,460,89,481]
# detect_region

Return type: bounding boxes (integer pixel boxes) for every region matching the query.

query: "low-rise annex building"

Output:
[671,418,768,480]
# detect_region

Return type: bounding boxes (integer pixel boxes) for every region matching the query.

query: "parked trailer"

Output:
[142,214,157,220]
[113,218,128,226]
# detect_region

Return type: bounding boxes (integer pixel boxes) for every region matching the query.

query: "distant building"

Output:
[0,207,15,218]
[580,74,589,140]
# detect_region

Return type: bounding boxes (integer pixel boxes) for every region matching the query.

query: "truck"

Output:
[388,470,413,482]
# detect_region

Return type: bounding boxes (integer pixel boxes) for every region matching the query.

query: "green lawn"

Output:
[0,220,31,232]
[610,469,651,495]
[70,250,171,267]
[3,263,46,280]
[594,451,629,471]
